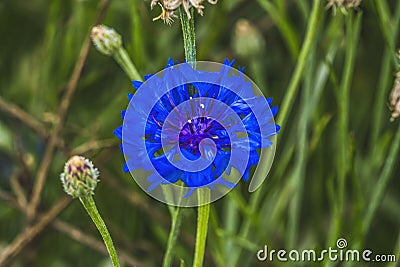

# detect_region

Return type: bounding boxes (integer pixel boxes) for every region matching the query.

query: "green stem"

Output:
[387,231,400,267]
[287,46,315,248]
[180,7,196,64]
[375,0,400,67]
[162,182,185,267]
[160,8,198,267]
[113,47,142,81]
[329,12,362,247]
[371,0,400,152]
[162,206,183,267]
[193,189,211,267]
[257,0,300,59]
[363,121,400,236]
[277,0,321,128]
[80,195,121,267]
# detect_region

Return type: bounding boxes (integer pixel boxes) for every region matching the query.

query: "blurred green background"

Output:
[0,0,399,266]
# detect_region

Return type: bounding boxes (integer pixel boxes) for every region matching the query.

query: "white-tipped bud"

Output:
[91,25,122,56]
[60,156,99,198]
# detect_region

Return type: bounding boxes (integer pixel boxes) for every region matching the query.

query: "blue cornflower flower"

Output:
[114,59,279,197]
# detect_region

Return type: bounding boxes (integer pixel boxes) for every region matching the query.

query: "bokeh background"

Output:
[0,0,399,266]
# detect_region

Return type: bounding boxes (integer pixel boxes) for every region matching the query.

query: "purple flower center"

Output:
[179,117,230,158]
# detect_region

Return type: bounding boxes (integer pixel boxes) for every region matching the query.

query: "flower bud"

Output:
[232,19,265,58]
[60,156,99,198]
[90,25,122,56]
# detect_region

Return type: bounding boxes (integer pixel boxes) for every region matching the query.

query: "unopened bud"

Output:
[60,156,99,198]
[232,19,265,58]
[91,25,122,56]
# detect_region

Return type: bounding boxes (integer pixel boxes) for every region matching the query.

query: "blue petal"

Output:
[132,80,143,90]
[113,126,123,140]
[167,58,174,67]
[242,167,250,181]
[271,106,278,116]
[144,74,154,81]
[117,58,279,192]
[148,180,163,192]
[123,163,130,173]
[223,58,235,66]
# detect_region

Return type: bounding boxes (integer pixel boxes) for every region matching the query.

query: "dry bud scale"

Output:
[151,0,218,25]
[390,50,400,121]
[326,0,362,14]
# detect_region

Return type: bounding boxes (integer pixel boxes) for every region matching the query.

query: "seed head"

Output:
[390,73,400,121]
[326,0,362,14]
[90,25,122,56]
[151,0,218,25]
[60,156,99,198]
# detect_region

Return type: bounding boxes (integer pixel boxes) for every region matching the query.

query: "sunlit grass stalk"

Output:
[330,12,362,246]
[256,0,300,59]
[276,0,321,129]
[222,197,239,266]
[259,33,341,248]
[232,2,321,265]
[362,121,400,236]
[287,48,315,248]
[266,5,342,219]
[370,0,400,152]
[375,0,400,67]
[193,189,211,267]
[129,0,144,67]
[387,231,400,267]
[370,50,392,149]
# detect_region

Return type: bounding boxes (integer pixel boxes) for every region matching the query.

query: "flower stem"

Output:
[113,47,142,81]
[179,7,196,64]
[161,9,198,267]
[193,189,210,267]
[178,9,211,267]
[363,120,400,236]
[277,0,321,128]
[80,195,121,267]
[162,205,183,267]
